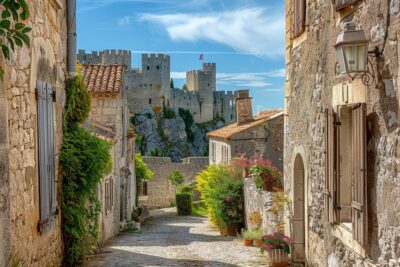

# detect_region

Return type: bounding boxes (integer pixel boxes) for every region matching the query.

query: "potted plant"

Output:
[260,232,292,267]
[242,229,262,246]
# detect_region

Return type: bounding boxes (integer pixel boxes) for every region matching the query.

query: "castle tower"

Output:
[77,49,132,69]
[141,54,171,98]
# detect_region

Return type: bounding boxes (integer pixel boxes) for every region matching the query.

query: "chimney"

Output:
[236,90,254,125]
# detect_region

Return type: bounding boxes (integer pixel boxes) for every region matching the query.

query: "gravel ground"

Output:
[87,207,267,267]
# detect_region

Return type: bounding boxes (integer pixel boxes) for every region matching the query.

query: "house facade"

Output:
[208,90,284,170]
[0,1,69,265]
[81,64,136,244]
[285,0,400,266]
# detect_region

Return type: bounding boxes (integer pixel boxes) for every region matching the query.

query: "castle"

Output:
[78,49,238,123]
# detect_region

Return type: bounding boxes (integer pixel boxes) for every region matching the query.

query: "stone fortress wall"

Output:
[78,50,238,124]
[140,157,209,208]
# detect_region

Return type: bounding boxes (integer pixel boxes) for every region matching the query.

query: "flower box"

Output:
[266,249,289,266]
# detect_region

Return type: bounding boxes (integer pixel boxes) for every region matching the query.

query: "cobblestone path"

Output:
[88,207,267,267]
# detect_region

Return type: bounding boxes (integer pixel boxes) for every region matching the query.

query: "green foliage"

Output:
[149,147,164,157]
[168,170,185,187]
[192,201,208,217]
[176,193,192,216]
[63,76,91,127]
[170,78,174,89]
[178,108,195,142]
[61,76,111,266]
[177,185,193,194]
[196,165,244,229]
[135,153,154,184]
[163,107,176,119]
[145,112,153,119]
[0,0,31,80]
[243,229,263,240]
[60,123,112,266]
[249,159,283,191]
[182,84,188,91]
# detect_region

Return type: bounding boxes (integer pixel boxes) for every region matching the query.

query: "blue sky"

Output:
[76,0,286,112]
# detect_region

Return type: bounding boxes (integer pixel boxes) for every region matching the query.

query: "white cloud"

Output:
[118,16,133,26]
[171,70,284,88]
[138,7,285,57]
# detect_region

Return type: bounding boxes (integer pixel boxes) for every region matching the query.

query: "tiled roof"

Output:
[81,64,124,95]
[207,109,284,140]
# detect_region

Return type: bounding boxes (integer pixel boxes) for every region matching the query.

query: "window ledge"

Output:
[292,30,308,49]
[332,224,366,258]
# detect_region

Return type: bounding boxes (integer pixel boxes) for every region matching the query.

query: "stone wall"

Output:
[2,0,68,265]
[139,157,209,208]
[285,0,400,266]
[243,178,281,234]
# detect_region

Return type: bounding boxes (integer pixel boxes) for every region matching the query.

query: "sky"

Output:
[76,0,286,113]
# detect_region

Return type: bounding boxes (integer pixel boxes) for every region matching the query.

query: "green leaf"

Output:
[6,36,14,50]
[1,10,11,19]
[15,31,29,46]
[21,26,30,33]
[15,22,24,30]
[13,36,22,47]
[0,19,11,28]
[1,45,10,59]
[0,28,4,35]
[0,67,4,81]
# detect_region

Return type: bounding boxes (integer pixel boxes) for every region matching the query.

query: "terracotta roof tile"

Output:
[207,109,284,140]
[81,64,124,95]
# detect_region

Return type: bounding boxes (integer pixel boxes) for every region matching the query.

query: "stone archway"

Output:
[292,153,306,262]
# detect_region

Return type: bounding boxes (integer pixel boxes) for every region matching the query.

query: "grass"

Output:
[192,201,208,217]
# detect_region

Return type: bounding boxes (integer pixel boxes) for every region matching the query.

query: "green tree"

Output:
[135,153,153,183]
[0,0,31,80]
[168,170,185,189]
[182,84,188,91]
[170,78,174,89]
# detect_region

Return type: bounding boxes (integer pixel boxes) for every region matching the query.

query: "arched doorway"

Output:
[293,154,306,262]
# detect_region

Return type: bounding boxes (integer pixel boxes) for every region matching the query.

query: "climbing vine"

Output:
[60,75,112,266]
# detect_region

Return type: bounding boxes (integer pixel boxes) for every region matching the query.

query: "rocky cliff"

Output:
[134,108,224,162]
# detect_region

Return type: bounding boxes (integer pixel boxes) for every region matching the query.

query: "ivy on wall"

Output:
[60,75,112,266]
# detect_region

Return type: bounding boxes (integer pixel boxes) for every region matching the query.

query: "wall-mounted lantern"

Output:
[334,22,382,85]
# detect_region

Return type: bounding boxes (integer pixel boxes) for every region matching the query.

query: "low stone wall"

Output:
[140,157,209,208]
[243,177,280,233]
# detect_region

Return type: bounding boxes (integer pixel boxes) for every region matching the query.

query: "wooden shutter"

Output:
[351,103,367,245]
[293,0,306,38]
[335,0,360,11]
[325,106,339,223]
[37,81,56,233]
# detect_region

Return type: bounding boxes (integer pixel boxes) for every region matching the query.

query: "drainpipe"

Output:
[67,0,77,75]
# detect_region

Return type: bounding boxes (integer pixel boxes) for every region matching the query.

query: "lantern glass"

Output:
[343,44,368,73]
[336,46,346,74]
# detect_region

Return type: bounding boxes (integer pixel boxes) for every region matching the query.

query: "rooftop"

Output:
[207,109,284,140]
[81,64,124,96]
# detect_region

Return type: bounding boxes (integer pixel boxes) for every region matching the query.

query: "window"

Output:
[211,142,216,162]
[293,0,306,38]
[334,0,360,11]
[147,66,150,70]
[325,103,367,246]
[37,81,56,233]
[149,98,152,105]
[105,177,114,214]
[139,181,148,196]
[157,65,160,70]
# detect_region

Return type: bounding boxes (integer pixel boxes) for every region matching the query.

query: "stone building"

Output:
[77,50,238,124]
[285,0,400,266]
[138,157,209,209]
[81,64,136,244]
[0,0,69,265]
[207,90,284,170]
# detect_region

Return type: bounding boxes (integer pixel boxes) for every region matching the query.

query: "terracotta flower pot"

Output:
[266,249,289,267]
[255,239,263,247]
[244,239,253,246]
[219,228,228,236]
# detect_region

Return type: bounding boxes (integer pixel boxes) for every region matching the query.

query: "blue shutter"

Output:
[37,81,56,233]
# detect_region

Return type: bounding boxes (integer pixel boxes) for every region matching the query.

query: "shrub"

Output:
[168,170,185,188]
[63,76,91,127]
[176,193,192,216]
[178,185,194,194]
[243,229,263,240]
[249,159,283,191]
[163,107,176,119]
[135,153,153,184]
[196,165,244,229]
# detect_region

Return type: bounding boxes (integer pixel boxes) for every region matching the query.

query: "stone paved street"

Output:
[88,208,267,267]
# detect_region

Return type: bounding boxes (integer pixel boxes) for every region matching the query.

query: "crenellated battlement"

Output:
[142,53,170,60]
[77,49,132,68]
